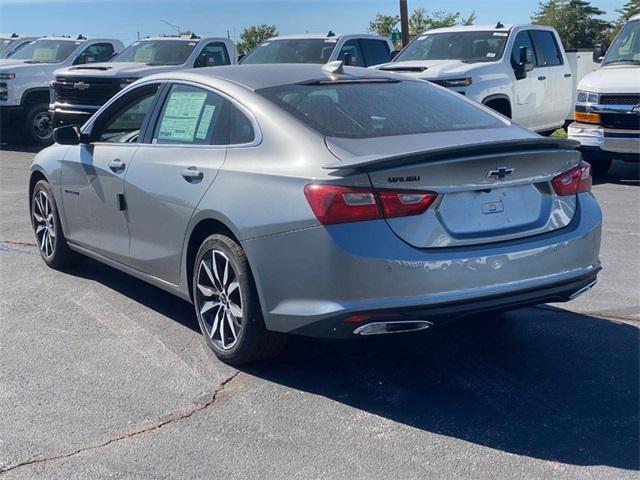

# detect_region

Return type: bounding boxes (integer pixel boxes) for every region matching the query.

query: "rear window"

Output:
[256,80,505,139]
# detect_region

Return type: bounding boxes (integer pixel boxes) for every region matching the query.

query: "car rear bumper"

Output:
[242,192,602,337]
[568,122,640,160]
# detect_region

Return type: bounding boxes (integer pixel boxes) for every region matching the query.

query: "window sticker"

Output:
[324,38,337,43]
[260,42,270,47]
[157,91,207,142]
[493,32,508,37]
[188,42,196,46]
[75,41,82,45]
[418,35,427,40]
[195,104,217,140]
[133,45,154,62]
[487,52,496,57]
[33,48,55,62]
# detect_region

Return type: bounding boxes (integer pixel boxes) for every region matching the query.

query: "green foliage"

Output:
[237,24,278,54]
[607,0,640,43]
[368,13,401,37]
[369,9,476,38]
[461,11,478,26]
[531,0,611,48]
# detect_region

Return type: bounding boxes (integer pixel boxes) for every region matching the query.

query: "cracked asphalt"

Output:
[1,147,638,479]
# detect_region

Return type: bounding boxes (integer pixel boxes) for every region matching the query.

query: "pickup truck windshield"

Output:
[114,40,196,65]
[10,39,78,63]
[257,80,504,138]
[394,31,508,64]
[241,39,335,64]
[603,20,640,65]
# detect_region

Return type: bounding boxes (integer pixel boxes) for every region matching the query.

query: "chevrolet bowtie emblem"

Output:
[73,82,89,91]
[487,166,515,180]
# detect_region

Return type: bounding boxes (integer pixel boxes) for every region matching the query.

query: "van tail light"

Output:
[304,184,437,225]
[552,161,592,196]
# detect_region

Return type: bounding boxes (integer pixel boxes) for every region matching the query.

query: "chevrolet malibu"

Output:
[29,63,602,364]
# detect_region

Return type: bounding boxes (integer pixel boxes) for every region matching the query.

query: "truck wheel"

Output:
[22,103,54,146]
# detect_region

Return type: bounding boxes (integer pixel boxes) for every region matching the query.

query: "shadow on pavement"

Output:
[593,159,639,187]
[61,249,639,470]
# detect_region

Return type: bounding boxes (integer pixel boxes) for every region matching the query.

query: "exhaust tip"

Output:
[353,320,433,336]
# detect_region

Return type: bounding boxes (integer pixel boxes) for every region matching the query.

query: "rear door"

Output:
[529,29,572,129]
[123,82,255,284]
[61,83,162,262]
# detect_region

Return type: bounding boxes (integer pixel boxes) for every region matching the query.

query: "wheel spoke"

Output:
[197,283,215,297]
[201,260,218,291]
[226,311,237,341]
[35,195,45,218]
[35,225,46,235]
[39,229,47,251]
[227,281,239,296]
[46,231,54,255]
[222,257,229,287]
[49,227,56,239]
[211,252,223,288]
[200,300,221,316]
[220,314,227,349]
[210,308,221,339]
[33,211,45,223]
[229,302,242,318]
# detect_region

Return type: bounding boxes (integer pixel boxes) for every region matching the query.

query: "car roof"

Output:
[267,33,387,41]
[145,63,406,91]
[140,36,229,42]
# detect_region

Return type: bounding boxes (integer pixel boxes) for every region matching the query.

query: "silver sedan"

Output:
[29,63,602,364]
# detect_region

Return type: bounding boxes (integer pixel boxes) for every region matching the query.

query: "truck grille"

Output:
[600,113,640,130]
[599,94,640,105]
[53,76,123,107]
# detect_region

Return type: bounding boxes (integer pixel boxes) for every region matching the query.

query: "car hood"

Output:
[55,61,186,78]
[0,59,56,74]
[578,65,640,93]
[375,59,486,80]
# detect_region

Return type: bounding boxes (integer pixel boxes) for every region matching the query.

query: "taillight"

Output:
[552,161,592,196]
[304,184,437,225]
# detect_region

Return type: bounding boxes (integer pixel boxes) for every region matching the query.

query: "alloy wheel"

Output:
[196,249,243,350]
[32,190,56,258]
[32,111,53,141]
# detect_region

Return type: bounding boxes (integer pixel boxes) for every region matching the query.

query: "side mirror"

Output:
[515,46,534,80]
[343,52,353,66]
[237,53,246,63]
[110,51,119,59]
[53,125,81,145]
[389,50,400,61]
[593,44,606,63]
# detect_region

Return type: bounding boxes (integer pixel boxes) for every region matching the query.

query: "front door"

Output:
[510,30,544,130]
[61,83,161,262]
[124,83,233,284]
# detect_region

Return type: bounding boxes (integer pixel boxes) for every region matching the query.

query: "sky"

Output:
[0,0,626,45]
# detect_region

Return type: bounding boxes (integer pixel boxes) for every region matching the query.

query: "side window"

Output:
[194,42,231,68]
[337,39,365,67]
[510,31,537,69]
[530,30,563,67]
[360,39,390,66]
[229,104,255,145]
[153,84,226,145]
[74,43,115,65]
[92,85,160,143]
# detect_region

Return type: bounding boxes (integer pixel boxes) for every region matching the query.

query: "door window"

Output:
[530,30,563,66]
[337,39,365,67]
[91,85,160,143]
[153,84,226,145]
[194,42,231,67]
[229,105,255,144]
[74,43,115,65]
[510,31,537,69]
[360,39,390,66]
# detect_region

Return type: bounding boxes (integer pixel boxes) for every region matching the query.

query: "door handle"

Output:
[564,73,572,78]
[181,167,203,181]
[108,159,125,172]
[537,75,546,81]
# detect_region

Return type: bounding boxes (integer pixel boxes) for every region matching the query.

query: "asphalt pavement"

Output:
[1,147,638,479]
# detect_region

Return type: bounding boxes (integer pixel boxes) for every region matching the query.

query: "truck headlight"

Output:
[436,77,473,88]
[119,77,139,89]
[577,90,599,104]
[0,73,16,80]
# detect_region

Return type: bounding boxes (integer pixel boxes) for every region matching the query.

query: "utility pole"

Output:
[399,0,409,47]
[160,19,181,36]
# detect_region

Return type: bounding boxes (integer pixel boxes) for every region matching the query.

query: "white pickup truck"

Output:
[51,34,237,129]
[0,34,38,59]
[568,13,640,175]
[375,24,596,135]
[0,36,124,145]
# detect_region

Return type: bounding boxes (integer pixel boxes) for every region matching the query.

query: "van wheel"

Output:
[22,103,54,146]
[193,234,287,365]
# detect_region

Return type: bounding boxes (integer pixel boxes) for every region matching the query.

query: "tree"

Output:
[237,24,278,54]
[531,0,610,48]
[606,0,640,43]
[368,13,400,37]
[461,11,478,26]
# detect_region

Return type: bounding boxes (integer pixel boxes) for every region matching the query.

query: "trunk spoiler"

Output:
[323,138,580,172]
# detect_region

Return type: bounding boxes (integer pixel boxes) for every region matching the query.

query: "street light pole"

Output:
[160,19,181,36]
[399,0,409,47]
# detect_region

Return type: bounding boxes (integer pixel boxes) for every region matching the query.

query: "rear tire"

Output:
[193,234,287,365]
[31,180,76,269]
[22,103,54,146]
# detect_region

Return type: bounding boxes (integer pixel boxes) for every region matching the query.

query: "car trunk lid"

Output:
[324,132,581,248]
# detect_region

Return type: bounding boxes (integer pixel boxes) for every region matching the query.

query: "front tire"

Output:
[31,180,75,269]
[22,103,54,146]
[193,234,286,365]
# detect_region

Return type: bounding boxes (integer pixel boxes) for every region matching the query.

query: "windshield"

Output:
[113,40,197,65]
[395,31,508,63]
[603,20,640,65]
[10,39,79,63]
[257,80,504,139]
[242,39,336,64]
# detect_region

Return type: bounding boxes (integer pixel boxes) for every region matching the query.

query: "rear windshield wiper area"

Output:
[297,77,401,86]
